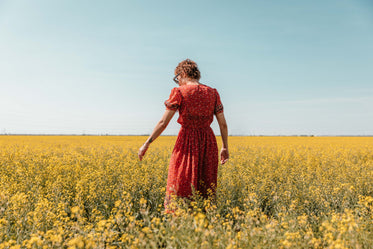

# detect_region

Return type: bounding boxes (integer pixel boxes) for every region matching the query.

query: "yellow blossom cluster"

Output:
[0,135,372,248]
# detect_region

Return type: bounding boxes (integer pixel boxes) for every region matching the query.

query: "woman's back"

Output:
[165,84,224,129]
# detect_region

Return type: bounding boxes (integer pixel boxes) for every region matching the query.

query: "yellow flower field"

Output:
[0,136,372,248]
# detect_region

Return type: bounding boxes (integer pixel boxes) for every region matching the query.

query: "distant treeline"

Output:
[0,134,372,137]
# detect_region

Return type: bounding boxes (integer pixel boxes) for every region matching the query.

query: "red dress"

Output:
[164,84,224,209]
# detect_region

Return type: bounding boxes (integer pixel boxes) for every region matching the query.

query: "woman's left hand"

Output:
[138,143,149,161]
[220,148,229,165]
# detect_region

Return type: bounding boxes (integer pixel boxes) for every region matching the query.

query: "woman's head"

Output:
[175,59,201,81]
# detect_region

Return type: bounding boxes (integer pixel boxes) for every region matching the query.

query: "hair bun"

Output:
[175,59,201,81]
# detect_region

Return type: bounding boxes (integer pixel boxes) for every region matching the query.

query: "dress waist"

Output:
[180,125,211,130]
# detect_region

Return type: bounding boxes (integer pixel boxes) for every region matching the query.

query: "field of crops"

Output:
[0,136,372,248]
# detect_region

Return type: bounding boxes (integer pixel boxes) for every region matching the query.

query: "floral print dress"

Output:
[164,84,224,210]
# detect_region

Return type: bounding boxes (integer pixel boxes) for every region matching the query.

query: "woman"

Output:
[138,59,228,212]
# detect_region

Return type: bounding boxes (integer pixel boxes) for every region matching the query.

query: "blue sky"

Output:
[1,0,372,135]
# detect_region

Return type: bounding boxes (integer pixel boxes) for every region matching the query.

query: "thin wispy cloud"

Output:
[277,96,372,105]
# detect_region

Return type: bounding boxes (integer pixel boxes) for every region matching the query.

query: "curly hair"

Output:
[175,59,201,81]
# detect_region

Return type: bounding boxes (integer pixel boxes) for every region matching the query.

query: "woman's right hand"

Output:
[220,148,229,164]
[138,142,149,161]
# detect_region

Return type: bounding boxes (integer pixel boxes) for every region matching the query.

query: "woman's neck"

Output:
[181,80,199,85]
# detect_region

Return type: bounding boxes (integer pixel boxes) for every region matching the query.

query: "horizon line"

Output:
[1,134,372,137]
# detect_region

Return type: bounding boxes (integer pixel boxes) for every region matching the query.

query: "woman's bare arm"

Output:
[138,109,176,160]
[216,112,229,164]
[216,112,228,148]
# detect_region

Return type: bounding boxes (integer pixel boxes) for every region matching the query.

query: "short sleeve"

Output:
[214,89,224,115]
[164,87,182,111]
